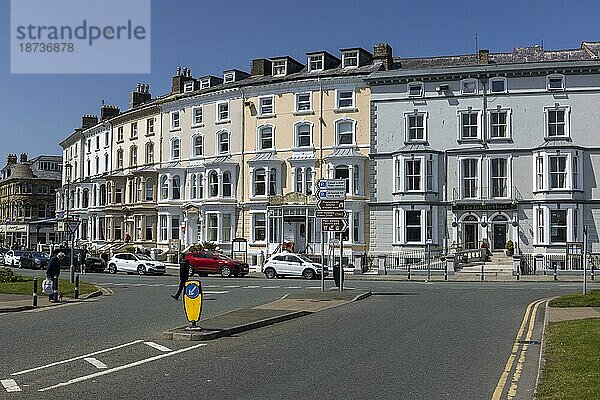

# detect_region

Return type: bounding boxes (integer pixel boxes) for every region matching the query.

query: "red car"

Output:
[185,251,249,277]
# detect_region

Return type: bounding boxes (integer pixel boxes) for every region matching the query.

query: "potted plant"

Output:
[505,240,514,256]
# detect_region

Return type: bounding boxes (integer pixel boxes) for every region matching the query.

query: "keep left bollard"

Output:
[74,274,80,299]
[32,277,38,307]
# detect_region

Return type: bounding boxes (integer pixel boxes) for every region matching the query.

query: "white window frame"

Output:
[294,121,313,148]
[549,155,568,189]
[336,90,355,110]
[200,78,210,89]
[257,125,274,151]
[117,127,124,142]
[393,206,438,245]
[146,118,154,135]
[405,159,422,192]
[272,60,287,76]
[131,122,138,139]
[393,154,437,193]
[408,82,424,98]
[192,134,204,158]
[192,106,203,126]
[489,156,511,199]
[217,130,230,155]
[171,137,181,160]
[488,108,511,140]
[216,101,230,122]
[183,81,194,93]
[547,74,565,91]
[258,96,275,116]
[460,78,478,95]
[404,111,428,143]
[251,211,267,243]
[544,106,570,139]
[342,51,359,68]
[458,157,481,199]
[307,55,323,72]
[489,77,507,93]
[170,111,180,131]
[532,151,580,192]
[335,118,355,146]
[458,109,482,140]
[534,204,580,245]
[295,92,312,113]
[223,72,234,83]
[206,212,220,242]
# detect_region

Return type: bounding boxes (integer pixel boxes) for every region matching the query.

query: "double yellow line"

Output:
[491,298,547,400]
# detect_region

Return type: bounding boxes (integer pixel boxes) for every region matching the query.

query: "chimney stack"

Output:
[82,114,99,129]
[251,58,272,77]
[7,154,17,165]
[172,66,194,94]
[100,105,120,121]
[373,43,393,70]
[19,153,28,163]
[478,49,490,64]
[129,82,151,109]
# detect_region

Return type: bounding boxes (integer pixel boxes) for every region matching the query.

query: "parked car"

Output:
[185,251,249,277]
[0,249,8,265]
[82,256,106,272]
[4,250,26,267]
[19,251,50,269]
[107,253,166,275]
[263,253,328,280]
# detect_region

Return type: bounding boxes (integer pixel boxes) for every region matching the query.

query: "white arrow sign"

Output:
[317,179,346,190]
[317,189,346,200]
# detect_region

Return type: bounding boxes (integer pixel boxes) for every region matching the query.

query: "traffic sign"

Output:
[183,280,203,324]
[321,218,348,232]
[317,179,346,190]
[317,189,346,200]
[315,210,347,219]
[65,219,81,234]
[317,200,345,210]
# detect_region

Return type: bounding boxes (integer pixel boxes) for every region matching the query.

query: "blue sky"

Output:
[0,0,598,163]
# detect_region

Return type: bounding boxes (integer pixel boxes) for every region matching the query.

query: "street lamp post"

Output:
[65,162,75,283]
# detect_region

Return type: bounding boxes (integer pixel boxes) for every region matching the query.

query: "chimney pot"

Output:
[373,43,393,70]
[478,49,490,64]
[19,153,28,163]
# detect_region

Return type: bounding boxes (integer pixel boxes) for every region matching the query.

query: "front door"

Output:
[295,223,307,253]
[493,224,507,251]
[464,223,478,249]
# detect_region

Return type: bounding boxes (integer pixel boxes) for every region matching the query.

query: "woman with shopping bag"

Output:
[46,252,65,302]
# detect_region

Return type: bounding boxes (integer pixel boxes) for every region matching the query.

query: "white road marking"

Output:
[12,340,144,376]
[1,379,21,392]
[262,286,280,289]
[306,286,321,289]
[285,286,302,289]
[38,343,208,392]
[203,285,221,288]
[84,358,107,369]
[243,285,261,289]
[203,290,228,294]
[222,285,240,288]
[143,342,172,352]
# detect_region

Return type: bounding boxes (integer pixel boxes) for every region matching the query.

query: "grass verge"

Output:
[0,277,98,298]
[536,319,600,400]
[549,289,600,307]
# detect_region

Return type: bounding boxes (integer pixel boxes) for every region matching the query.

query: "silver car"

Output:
[263,253,328,280]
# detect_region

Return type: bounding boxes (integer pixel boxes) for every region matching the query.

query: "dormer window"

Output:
[408,82,424,97]
[308,55,324,71]
[272,60,287,76]
[200,78,210,89]
[547,74,565,91]
[461,79,478,94]
[183,81,194,93]
[223,72,235,83]
[342,51,358,68]
[490,77,507,93]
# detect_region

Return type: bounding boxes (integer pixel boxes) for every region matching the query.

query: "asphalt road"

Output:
[1,269,596,399]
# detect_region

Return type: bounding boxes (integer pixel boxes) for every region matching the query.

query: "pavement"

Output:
[0,290,103,312]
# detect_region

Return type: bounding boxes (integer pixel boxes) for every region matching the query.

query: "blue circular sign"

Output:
[185,283,200,299]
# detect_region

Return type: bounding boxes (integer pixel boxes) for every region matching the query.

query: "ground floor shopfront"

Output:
[0,221,58,249]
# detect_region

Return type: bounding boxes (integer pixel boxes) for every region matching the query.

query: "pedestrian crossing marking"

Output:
[84,357,107,369]
[143,342,172,352]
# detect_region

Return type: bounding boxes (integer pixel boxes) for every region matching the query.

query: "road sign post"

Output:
[183,280,203,329]
[64,218,81,283]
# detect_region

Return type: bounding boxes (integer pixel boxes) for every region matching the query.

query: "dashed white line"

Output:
[285,286,301,289]
[1,379,21,392]
[12,340,144,376]
[243,285,261,289]
[84,357,107,369]
[38,343,208,392]
[262,286,281,289]
[222,285,240,288]
[204,291,228,294]
[143,342,172,352]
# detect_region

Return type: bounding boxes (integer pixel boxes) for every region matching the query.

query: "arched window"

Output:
[193,135,203,157]
[258,125,274,150]
[116,149,124,169]
[254,168,266,196]
[107,182,112,204]
[136,177,143,202]
[198,173,204,199]
[160,176,168,200]
[305,167,313,195]
[171,138,181,160]
[223,172,232,197]
[145,142,154,164]
[82,189,89,208]
[295,122,312,147]
[129,146,138,167]
[209,171,219,197]
[100,184,107,205]
[87,159,91,176]
[336,119,354,146]
[95,156,100,174]
[295,168,303,192]
[17,201,23,218]
[172,176,181,200]
[145,178,154,201]
[115,182,123,204]
[24,204,31,219]
[37,203,47,219]
[269,169,277,195]
[190,174,197,199]
[353,165,359,195]
[218,131,229,154]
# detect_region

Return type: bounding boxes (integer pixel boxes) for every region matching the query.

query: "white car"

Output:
[4,250,26,267]
[107,253,166,275]
[263,253,328,280]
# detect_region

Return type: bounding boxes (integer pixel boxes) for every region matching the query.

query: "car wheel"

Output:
[264,268,276,279]
[302,268,316,280]
[108,263,117,274]
[137,265,146,275]
[188,266,195,277]
[220,265,232,278]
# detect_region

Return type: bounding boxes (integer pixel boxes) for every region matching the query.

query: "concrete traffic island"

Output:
[162,289,372,341]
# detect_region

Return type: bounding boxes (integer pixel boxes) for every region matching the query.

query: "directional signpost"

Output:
[64,218,81,283]
[316,179,348,292]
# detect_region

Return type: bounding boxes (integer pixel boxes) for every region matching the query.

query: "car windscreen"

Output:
[14,251,26,256]
[136,254,152,261]
[217,254,232,260]
[32,252,47,258]
[296,254,314,262]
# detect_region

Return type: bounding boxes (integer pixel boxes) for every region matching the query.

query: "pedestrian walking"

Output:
[46,252,64,302]
[171,254,190,300]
